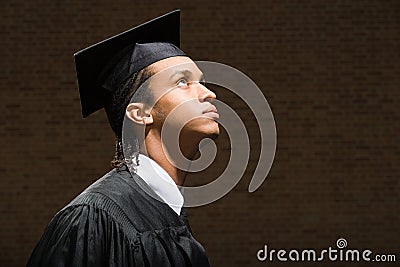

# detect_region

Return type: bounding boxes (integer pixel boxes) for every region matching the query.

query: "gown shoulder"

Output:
[26,167,211,267]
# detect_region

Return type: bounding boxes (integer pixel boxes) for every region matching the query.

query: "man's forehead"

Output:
[149,56,201,76]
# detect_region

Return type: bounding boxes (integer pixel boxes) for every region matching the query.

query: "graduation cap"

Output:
[74,10,187,118]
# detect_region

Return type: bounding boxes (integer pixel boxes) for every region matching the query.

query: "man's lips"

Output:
[202,105,219,119]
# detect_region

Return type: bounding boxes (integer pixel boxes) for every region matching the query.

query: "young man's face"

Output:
[146,56,220,139]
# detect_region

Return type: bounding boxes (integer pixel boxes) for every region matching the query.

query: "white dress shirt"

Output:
[135,154,184,215]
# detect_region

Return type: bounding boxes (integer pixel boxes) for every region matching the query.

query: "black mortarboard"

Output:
[74,10,187,118]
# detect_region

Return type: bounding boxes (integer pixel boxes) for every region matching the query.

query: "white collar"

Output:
[135,154,184,215]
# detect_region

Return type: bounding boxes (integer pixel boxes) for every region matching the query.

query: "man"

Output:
[27,10,218,267]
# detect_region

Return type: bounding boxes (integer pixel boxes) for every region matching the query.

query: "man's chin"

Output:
[183,118,220,139]
[189,128,219,141]
[209,126,220,140]
[201,120,220,139]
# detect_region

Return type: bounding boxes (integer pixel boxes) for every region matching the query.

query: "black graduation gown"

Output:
[26,165,211,267]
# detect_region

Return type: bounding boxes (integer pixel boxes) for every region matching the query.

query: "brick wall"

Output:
[1,1,399,266]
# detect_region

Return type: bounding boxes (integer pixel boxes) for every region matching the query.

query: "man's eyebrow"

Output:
[169,69,204,81]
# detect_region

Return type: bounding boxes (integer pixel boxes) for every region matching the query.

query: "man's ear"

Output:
[126,103,154,125]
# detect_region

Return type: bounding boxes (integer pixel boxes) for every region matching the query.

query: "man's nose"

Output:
[198,83,217,102]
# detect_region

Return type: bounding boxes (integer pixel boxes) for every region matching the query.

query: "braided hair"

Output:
[104,66,154,168]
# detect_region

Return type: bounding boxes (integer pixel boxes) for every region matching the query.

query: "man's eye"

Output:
[177,79,189,88]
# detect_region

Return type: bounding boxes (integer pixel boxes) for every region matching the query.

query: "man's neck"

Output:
[143,130,199,186]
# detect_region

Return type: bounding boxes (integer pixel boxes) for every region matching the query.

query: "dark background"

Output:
[1,1,399,266]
